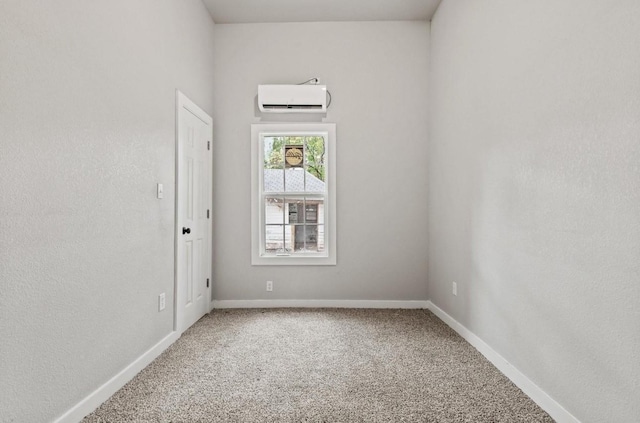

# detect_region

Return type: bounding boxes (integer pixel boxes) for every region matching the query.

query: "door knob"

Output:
[182,227,191,234]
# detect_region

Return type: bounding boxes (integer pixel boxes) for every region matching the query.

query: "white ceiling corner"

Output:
[202,0,442,24]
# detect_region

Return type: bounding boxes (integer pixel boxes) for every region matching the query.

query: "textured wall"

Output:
[0,1,215,421]
[211,22,429,301]
[428,1,640,421]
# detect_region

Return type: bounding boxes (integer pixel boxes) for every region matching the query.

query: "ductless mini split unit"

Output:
[258,84,328,113]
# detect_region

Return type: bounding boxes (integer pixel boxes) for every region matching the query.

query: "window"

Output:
[251,123,336,265]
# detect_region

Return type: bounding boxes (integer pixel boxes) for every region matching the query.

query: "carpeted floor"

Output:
[83,309,554,422]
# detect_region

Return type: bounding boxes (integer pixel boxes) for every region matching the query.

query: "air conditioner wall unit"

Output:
[258,84,327,113]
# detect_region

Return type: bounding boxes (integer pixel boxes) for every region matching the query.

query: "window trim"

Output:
[251,123,337,266]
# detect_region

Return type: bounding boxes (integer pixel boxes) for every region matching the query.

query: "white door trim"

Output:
[174,90,213,334]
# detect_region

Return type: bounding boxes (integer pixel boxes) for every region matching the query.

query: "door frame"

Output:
[174,90,213,334]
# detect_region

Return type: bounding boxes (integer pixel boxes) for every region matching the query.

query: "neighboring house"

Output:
[263,168,325,253]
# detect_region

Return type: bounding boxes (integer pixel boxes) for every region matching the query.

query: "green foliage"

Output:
[265,136,325,181]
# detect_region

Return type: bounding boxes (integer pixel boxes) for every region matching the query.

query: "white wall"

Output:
[0,1,215,421]
[211,22,429,302]
[428,1,640,421]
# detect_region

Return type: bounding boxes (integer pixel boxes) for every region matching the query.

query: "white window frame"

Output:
[251,123,337,265]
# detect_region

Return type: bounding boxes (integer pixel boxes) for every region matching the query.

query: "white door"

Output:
[176,91,212,334]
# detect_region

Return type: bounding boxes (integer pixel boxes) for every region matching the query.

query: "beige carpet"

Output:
[83,309,554,422]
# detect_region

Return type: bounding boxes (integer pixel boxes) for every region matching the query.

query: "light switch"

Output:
[157,183,164,199]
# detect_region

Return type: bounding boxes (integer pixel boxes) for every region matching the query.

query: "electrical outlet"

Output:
[158,293,166,311]
[266,280,273,292]
[452,282,458,296]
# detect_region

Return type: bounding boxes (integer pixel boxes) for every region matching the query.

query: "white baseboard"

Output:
[54,301,574,422]
[426,301,580,423]
[53,331,180,423]
[212,299,429,309]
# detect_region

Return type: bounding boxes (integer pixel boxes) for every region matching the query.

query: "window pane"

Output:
[283,136,303,146]
[264,137,283,192]
[305,198,324,224]
[304,202,317,223]
[284,144,304,169]
[284,225,295,253]
[265,225,284,253]
[265,197,284,224]
[264,137,283,169]
[284,167,306,192]
[283,198,324,223]
[285,198,304,223]
[264,168,284,192]
[293,225,305,252]
[294,225,318,253]
[317,225,325,252]
[305,136,325,191]
[283,168,326,192]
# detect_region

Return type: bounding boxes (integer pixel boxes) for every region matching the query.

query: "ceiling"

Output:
[202,0,442,24]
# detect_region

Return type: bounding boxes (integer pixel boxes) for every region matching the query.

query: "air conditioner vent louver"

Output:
[262,104,324,110]
[258,84,327,113]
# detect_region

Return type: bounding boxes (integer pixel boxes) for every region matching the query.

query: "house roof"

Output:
[264,168,325,193]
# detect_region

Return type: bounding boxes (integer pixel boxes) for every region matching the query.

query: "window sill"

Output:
[252,255,336,266]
